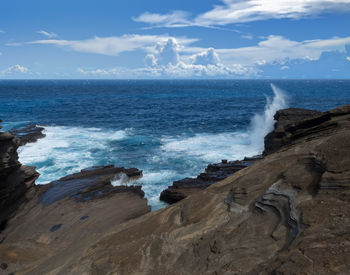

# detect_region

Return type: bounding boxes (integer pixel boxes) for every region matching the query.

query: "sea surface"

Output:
[1,79,349,210]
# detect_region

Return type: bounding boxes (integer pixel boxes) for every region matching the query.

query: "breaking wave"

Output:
[18,84,288,210]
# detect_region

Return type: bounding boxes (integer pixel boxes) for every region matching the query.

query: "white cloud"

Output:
[77,38,253,78]
[1,64,29,75]
[133,10,191,28]
[192,48,221,65]
[135,0,350,27]
[37,30,58,38]
[241,34,253,40]
[217,35,350,66]
[0,30,4,33]
[146,38,180,66]
[77,35,350,78]
[26,34,198,56]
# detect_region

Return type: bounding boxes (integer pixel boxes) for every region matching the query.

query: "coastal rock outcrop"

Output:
[0,122,39,231]
[159,109,322,204]
[1,104,350,274]
[9,103,347,275]
[263,108,321,155]
[160,156,262,204]
[9,124,46,146]
[0,165,150,273]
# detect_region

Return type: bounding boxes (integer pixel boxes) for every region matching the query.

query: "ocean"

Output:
[1,79,349,210]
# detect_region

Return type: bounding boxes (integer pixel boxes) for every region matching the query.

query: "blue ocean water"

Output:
[0,79,349,209]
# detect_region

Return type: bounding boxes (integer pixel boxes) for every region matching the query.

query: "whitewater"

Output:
[16,84,288,209]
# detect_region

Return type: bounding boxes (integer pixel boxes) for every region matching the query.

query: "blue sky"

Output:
[1,0,350,79]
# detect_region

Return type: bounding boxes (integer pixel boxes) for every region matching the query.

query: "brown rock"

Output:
[9,103,347,275]
[263,108,321,155]
[160,156,263,204]
[1,104,350,274]
[0,124,39,231]
[0,165,150,273]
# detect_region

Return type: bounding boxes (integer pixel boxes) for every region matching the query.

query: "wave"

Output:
[18,126,131,184]
[160,84,289,163]
[17,83,289,210]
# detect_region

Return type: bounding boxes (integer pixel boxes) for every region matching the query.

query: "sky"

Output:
[1,0,350,79]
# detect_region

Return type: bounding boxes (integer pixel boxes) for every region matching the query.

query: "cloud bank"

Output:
[27,35,198,56]
[0,64,29,75]
[77,35,350,78]
[134,0,350,27]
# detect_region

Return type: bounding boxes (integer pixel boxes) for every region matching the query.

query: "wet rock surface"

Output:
[160,156,263,204]
[9,124,46,146]
[39,165,144,206]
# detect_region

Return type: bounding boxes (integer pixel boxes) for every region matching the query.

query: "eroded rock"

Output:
[15,104,347,275]
[0,122,39,231]
[160,156,263,204]
[9,124,46,146]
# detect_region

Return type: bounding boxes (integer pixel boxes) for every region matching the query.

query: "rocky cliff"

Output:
[0,125,39,232]
[0,121,151,274]
[1,104,350,274]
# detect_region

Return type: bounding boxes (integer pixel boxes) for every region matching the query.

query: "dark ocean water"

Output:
[1,79,349,209]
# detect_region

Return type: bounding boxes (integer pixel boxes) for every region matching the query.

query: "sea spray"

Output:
[17,83,289,210]
[249,84,289,151]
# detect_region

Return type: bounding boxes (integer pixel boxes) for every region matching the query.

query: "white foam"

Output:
[18,126,130,184]
[160,83,289,163]
[137,170,177,210]
[17,83,289,210]
[160,132,254,163]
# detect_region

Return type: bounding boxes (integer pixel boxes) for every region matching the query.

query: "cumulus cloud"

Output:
[1,64,29,75]
[26,35,198,56]
[78,36,350,78]
[135,0,350,27]
[142,39,254,77]
[146,38,180,66]
[37,30,58,38]
[77,38,253,78]
[192,48,221,65]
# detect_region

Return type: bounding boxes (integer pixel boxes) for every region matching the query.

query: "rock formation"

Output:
[263,108,321,155]
[160,156,262,204]
[0,165,150,274]
[0,124,39,232]
[1,104,350,274]
[160,108,323,204]
[9,124,46,146]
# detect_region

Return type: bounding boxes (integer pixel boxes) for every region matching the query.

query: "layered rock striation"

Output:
[18,103,347,275]
[1,104,350,274]
[160,156,262,204]
[160,108,323,204]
